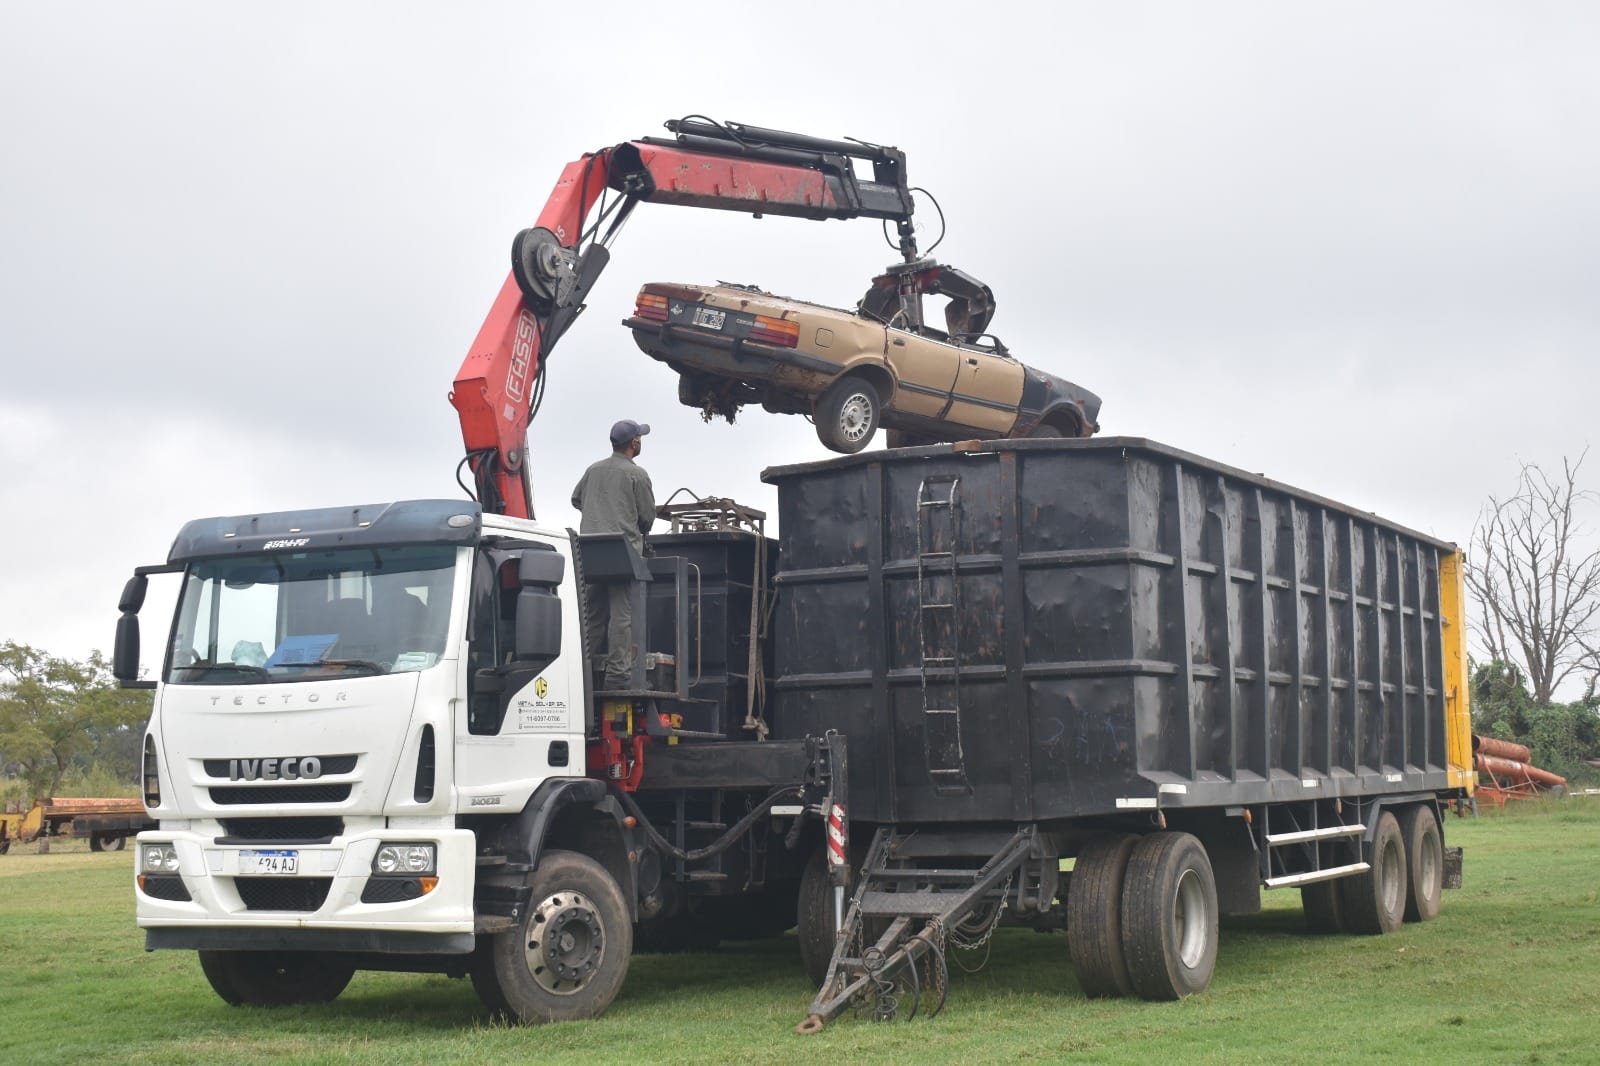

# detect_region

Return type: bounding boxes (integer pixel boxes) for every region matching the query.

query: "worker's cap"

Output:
[610,419,651,448]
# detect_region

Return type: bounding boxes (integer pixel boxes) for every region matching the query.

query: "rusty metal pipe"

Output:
[1473,735,1532,762]
[1476,753,1567,789]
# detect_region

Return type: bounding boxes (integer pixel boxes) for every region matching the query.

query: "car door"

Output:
[944,343,1024,434]
[884,326,960,419]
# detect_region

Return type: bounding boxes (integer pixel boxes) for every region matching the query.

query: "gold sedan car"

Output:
[622,260,1101,453]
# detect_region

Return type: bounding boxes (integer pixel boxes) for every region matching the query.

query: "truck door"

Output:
[456,542,583,810]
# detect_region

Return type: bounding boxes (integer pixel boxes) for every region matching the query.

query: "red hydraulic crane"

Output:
[450,117,920,519]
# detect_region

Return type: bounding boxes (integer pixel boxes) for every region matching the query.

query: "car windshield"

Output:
[165,544,455,685]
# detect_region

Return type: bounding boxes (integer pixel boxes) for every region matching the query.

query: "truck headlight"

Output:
[141,844,179,874]
[373,843,436,876]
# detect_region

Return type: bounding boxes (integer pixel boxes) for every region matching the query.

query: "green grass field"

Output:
[2,800,1596,1065]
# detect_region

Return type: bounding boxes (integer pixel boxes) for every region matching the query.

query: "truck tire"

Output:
[1398,805,1443,923]
[815,375,881,454]
[1119,832,1218,1001]
[1066,834,1138,997]
[796,849,841,987]
[198,951,355,1006]
[1300,880,1345,934]
[1338,811,1407,935]
[471,850,632,1024]
[90,834,125,853]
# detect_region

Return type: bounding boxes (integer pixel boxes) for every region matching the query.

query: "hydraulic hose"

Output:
[613,784,801,863]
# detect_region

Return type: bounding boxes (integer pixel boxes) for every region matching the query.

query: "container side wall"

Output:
[768,439,1456,825]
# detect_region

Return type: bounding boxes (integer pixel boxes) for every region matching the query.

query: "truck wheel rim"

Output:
[838,394,873,442]
[1174,869,1208,968]
[525,891,605,995]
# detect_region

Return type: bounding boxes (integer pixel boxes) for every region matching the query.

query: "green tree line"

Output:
[0,640,152,804]
[1471,659,1600,783]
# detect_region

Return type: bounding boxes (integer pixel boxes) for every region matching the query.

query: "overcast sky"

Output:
[2,3,1597,678]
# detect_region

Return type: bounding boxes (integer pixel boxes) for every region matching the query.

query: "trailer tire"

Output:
[1119,832,1218,1001]
[1399,805,1443,923]
[90,834,125,853]
[1066,834,1138,997]
[1338,811,1407,935]
[198,950,354,1006]
[797,849,842,987]
[1300,880,1345,934]
[471,850,632,1024]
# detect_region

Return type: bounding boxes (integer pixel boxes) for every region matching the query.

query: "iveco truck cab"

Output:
[116,498,839,1024]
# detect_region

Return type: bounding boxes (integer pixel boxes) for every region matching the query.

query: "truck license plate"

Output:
[238,849,299,875]
[692,306,726,331]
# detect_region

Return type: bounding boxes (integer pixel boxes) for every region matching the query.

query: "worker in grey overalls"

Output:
[571,419,657,690]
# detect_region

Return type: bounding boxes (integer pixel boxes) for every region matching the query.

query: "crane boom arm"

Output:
[450,119,918,519]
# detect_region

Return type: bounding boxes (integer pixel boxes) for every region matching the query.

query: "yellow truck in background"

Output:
[0,796,153,853]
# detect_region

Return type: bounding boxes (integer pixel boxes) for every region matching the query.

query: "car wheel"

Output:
[1029,424,1063,438]
[815,376,881,454]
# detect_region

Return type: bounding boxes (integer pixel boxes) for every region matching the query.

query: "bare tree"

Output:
[1466,452,1600,703]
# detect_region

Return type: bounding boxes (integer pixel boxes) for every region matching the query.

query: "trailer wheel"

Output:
[90,834,125,853]
[1398,806,1443,923]
[1066,834,1138,997]
[198,951,355,1006]
[471,850,632,1024]
[816,375,881,454]
[1119,832,1219,1000]
[1300,880,1345,934]
[797,849,843,987]
[1337,811,1407,935]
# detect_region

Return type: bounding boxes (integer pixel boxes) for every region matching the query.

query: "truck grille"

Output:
[217,817,344,842]
[203,755,358,777]
[236,877,332,912]
[209,784,352,805]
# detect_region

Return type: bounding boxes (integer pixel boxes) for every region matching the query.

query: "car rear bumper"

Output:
[624,317,843,385]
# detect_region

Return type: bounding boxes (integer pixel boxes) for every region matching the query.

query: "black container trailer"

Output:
[757,438,1472,1030]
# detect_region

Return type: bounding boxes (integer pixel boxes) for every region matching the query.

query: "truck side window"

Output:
[465,549,525,735]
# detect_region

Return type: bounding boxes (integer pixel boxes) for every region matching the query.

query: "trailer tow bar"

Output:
[796,824,1037,1033]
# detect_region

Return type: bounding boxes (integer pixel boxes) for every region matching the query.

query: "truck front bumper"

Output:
[134,824,477,955]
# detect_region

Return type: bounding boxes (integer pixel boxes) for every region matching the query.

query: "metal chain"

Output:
[949,875,1012,951]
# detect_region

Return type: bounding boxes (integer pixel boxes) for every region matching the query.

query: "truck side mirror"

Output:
[514,586,562,670]
[519,549,565,587]
[114,614,152,688]
[119,574,148,613]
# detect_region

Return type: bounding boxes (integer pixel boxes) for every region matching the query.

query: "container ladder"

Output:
[916,475,970,795]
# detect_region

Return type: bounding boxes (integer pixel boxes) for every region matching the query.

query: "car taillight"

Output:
[635,293,669,321]
[750,314,799,348]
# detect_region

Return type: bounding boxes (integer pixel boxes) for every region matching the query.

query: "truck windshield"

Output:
[164,544,456,685]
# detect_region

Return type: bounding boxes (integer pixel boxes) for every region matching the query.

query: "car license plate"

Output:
[692,306,726,331]
[239,849,299,875]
